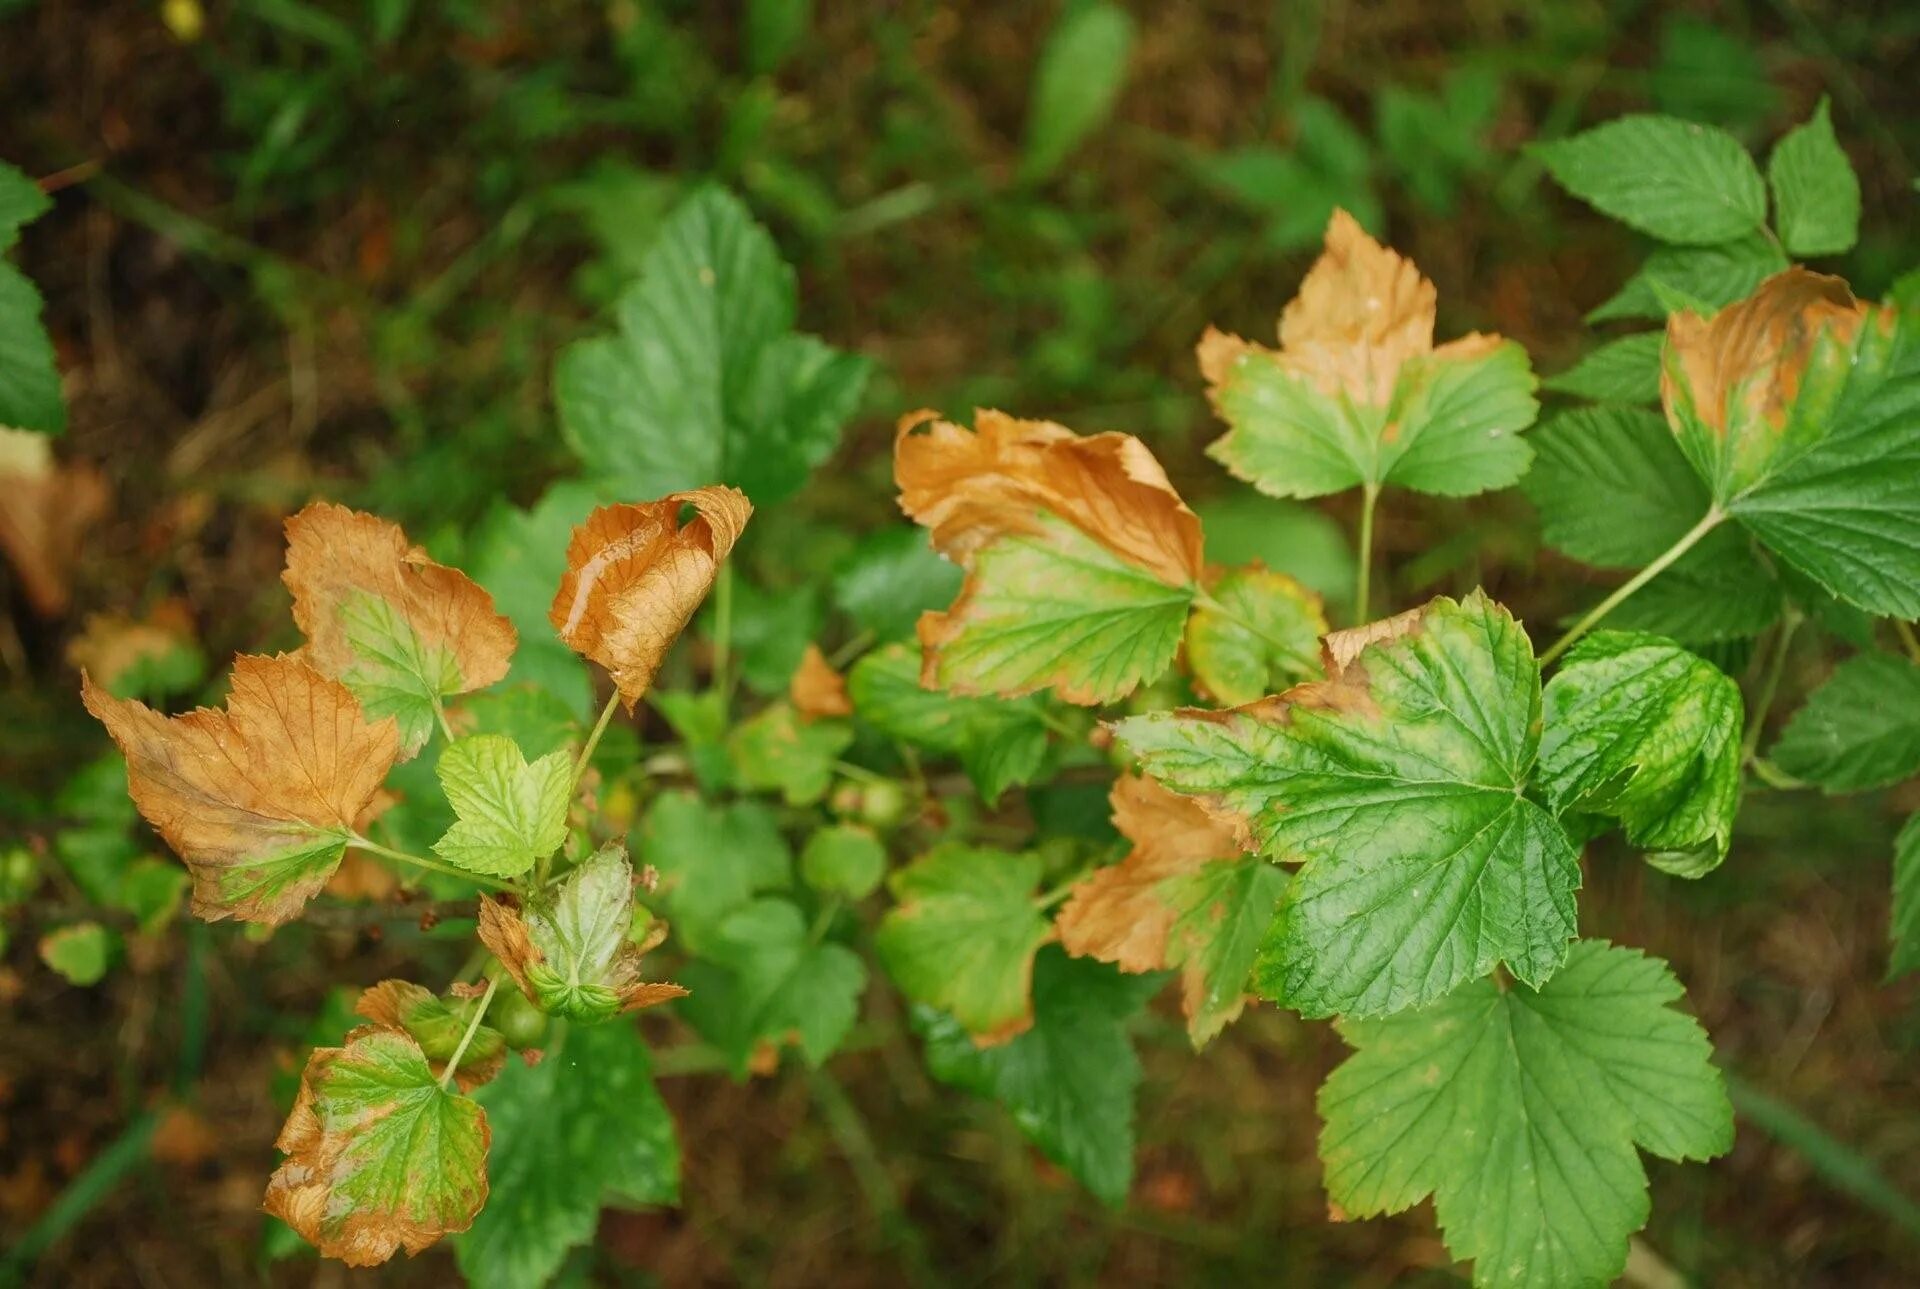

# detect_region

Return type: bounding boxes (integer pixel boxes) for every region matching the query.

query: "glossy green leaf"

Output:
[800,823,886,899]
[847,642,1049,804]
[677,897,867,1075]
[1768,97,1861,257]
[1540,632,1743,875]
[1185,568,1325,706]
[433,735,573,877]
[1533,115,1765,245]
[1772,653,1920,792]
[1320,940,1732,1289]
[556,186,870,506]
[876,844,1052,1040]
[1117,591,1579,1017]
[457,1022,678,1289]
[1020,1,1135,182]
[727,702,853,805]
[916,949,1158,1207]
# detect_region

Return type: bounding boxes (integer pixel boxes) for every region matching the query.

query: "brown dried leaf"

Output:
[548,488,753,711]
[789,643,853,719]
[1057,774,1242,972]
[65,599,198,692]
[284,502,517,757]
[82,654,400,925]
[0,429,109,617]
[895,408,1202,586]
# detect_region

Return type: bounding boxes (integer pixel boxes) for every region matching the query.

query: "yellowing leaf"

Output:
[548,488,752,711]
[284,502,517,757]
[789,643,852,718]
[895,409,1203,704]
[82,654,400,925]
[265,1028,490,1267]
[1184,567,1326,705]
[1200,210,1537,500]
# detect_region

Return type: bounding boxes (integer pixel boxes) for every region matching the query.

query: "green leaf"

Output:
[457,1022,677,1289]
[1663,281,1920,617]
[457,686,579,760]
[1185,568,1326,705]
[1539,632,1743,876]
[1587,234,1788,323]
[848,642,1050,804]
[112,858,190,934]
[1020,1,1135,182]
[39,921,115,985]
[727,701,852,805]
[331,590,460,753]
[1193,493,1355,613]
[0,262,65,434]
[1208,334,1538,499]
[1319,940,1732,1289]
[745,0,812,75]
[556,186,870,506]
[1533,115,1766,244]
[916,948,1158,1207]
[800,823,886,899]
[831,527,962,642]
[1541,332,1661,404]
[268,1029,489,1265]
[677,897,867,1075]
[1890,815,1920,980]
[433,735,573,878]
[922,515,1193,705]
[0,160,51,251]
[876,844,1052,1040]
[468,484,600,720]
[1161,858,1289,1047]
[1769,98,1861,258]
[360,980,506,1082]
[1599,527,1784,644]
[653,690,734,792]
[639,790,791,951]
[1772,653,1920,792]
[512,845,659,1023]
[1116,591,1579,1017]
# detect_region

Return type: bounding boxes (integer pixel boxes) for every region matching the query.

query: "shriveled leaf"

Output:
[916,948,1158,1207]
[847,642,1050,803]
[677,897,867,1076]
[876,844,1053,1043]
[1768,97,1861,258]
[284,503,516,758]
[1184,566,1325,706]
[1320,940,1732,1289]
[1115,591,1580,1017]
[1772,652,1920,792]
[1663,270,1920,616]
[1539,632,1743,876]
[789,643,852,718]
[39,921,114,985]
[895,408,1202,705]
[1201,210,1538,501]
[1533,115,1765,245]
[82,654,399,925]
[1541,331,1661,404]
[728,700,852,805]
[555,186,870,505]
[639,790,792,951]
[1891,815,1920,980]
[478,843,686,1023]
[356,979,505,1091]
[800,822,886,899]
[265,1029,490,1267]
[1588,234,1788,324]
[548,488,752,710]
[455,1021,677,1289]
[1058,773,1281,1046]
[432,735,572,877]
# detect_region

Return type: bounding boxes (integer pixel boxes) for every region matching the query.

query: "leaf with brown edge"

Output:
[356,979,507,1092]
[284,502,516,758]
[1058,774,1284,1047]
[789,643,852,718]
[265,1028,490,1267]
[478,842,687,1023]
[548,488,752,711]
[1661,269,1920,616]
[895,408,1203,705]
[1201,209,1538,501]
[81,654,400,925]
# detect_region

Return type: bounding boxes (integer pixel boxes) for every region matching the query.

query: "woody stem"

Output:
[439,976,498,1090]
[1539,507,1725,667]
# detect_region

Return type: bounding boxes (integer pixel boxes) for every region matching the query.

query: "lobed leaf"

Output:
[639,790,792,951]
[432,734,573,878]
[847,641,1050,803]
[82,654,399,925]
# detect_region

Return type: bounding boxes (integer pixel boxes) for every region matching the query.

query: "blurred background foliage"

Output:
[3,0,1920,1284]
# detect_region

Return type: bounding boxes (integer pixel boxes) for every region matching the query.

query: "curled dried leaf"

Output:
[790,643,853,719]
[82,654,400,925]
[284,502,516,757]
[548,488,753,711]
[265,1028,489,1267]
